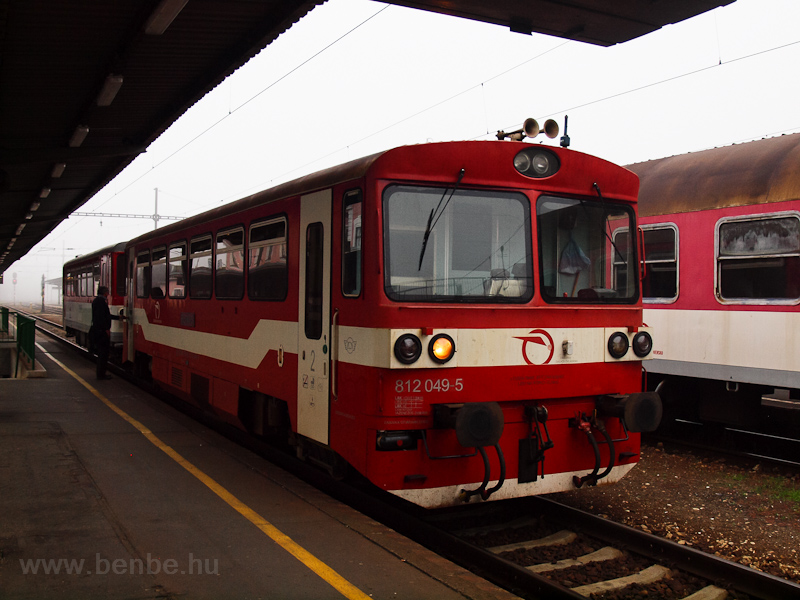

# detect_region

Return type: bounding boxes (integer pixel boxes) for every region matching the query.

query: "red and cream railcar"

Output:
[629,133,800,426]
[122,138,659,508]
[63,242,127,348]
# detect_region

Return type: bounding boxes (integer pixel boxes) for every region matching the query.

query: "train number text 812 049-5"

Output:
[395,378,464,393]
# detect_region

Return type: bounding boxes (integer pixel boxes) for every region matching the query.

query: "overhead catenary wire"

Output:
[62,8,800,232]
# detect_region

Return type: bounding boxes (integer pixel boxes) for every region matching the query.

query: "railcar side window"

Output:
[168,242,187,298]
[151,247,167,299]
[383,186,532,302]
[537,196,637,303]
[248,217,287,301]
[342,190,362,297]
[717,214,800,302]
[215,227,244,300]
[189,235,213,299]
[136,251,151,298]
[92,262,101,296]
[614,225,678,303]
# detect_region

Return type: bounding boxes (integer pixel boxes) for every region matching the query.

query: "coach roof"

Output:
[629,133,800,217]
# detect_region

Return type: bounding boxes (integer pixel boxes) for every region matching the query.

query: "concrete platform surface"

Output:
[0,335,518,600]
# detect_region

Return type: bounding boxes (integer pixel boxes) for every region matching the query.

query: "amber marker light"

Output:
[428,334,455,364]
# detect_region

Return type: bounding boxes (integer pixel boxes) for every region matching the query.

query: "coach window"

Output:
[151,247,167,299]
[189,235,213,299]
[643,226,678,302]
[342,190,362,297]
[136,251,151,298]
[215,227,244,300]
[717,214,800,303]
[168,242,187,298]
[248,217,288,300]
[613,225,678,303]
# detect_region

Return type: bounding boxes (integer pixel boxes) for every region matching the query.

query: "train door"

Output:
[124,247,136,363]
[297,189,332,444]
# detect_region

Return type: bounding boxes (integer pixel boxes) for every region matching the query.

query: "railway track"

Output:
[649,412,800,470]
[21,310,800,599]
[421,496,800,599]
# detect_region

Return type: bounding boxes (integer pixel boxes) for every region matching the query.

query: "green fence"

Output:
[0,308,36,377]
[16,314,36,376]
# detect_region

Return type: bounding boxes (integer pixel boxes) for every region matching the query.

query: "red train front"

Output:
[122,136,660,508]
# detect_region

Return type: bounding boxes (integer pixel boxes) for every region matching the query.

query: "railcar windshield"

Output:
[537,196,638,303]
[383,185,533,302]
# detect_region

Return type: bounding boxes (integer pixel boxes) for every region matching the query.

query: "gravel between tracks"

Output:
[548,440,800,585]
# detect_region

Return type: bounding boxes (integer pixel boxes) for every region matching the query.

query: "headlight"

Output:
[513,148,560,178]
[394,334,422,364]
[428,334,455,364]
[632,331,653,357]
[513,152,531,172]
[607,331,629,359]
[532,153,552,176]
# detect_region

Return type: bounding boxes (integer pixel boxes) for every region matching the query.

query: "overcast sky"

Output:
[4,0,800,303]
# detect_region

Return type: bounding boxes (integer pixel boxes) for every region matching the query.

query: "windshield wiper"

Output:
[592,182,626,263]
[418,168,466,271]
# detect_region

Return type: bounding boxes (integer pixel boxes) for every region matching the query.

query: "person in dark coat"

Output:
[90,285,117,379]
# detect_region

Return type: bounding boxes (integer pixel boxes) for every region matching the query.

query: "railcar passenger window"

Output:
[717,215,800,303]
[342,190,362,297]
[614,226,678,303]
[248,217,287,301]
[151,247,167,299]
[189,236,213,299]
[537,196,637,304]
[383,186,532,303]
[215,228,244,300]
[92,263,101,296]
[168,243,187,298]
[136,251,151,298]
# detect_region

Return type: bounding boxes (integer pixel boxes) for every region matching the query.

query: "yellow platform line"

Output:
[40,345,370,600]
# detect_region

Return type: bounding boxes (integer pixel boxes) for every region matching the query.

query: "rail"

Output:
[0,307,37,377]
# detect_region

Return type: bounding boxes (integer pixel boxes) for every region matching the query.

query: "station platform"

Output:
[0,335,518,600]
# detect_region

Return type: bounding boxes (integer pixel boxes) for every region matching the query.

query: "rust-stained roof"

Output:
[628,133,800,217]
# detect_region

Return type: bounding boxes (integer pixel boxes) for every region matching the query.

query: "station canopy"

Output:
[0,0,733,273]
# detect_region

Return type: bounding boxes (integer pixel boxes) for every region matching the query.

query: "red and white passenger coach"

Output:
[109,130,659,508]
[630,133,800,427]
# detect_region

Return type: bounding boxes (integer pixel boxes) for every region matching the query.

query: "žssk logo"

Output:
[515,329,555,365]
